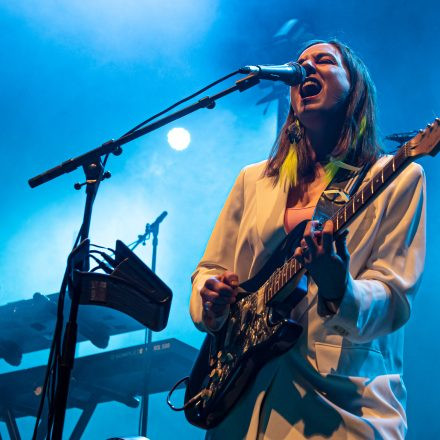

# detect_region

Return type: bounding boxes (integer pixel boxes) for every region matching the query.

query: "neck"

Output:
[301,109,346,161]
[305,120,343,161]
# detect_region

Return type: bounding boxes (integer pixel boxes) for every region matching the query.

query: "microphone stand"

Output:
[129,212,168,437]
[51,160,104,440]
[28,73,261,440]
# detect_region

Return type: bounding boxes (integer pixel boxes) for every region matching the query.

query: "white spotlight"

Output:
[167,127,191,151]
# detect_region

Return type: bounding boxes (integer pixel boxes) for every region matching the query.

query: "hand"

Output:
[200,271,239,331]
[293,220,350,302]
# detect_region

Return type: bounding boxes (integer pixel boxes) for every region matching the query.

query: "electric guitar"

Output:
[182,118,440,429]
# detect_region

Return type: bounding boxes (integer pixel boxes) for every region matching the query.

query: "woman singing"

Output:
[190,40,425,439]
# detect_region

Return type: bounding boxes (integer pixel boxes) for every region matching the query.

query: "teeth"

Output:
[303,80,318,86]
[303,78,320,86]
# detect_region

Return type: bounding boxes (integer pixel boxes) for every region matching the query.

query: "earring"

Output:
[286,119,302,143]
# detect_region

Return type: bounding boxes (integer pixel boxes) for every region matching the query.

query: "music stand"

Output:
[74,240,172,331]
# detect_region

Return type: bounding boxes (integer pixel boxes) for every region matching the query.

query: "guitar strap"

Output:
[312,160,372,225]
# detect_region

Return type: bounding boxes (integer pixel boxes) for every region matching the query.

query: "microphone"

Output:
[239,62,306,86]
[150,211,168,229]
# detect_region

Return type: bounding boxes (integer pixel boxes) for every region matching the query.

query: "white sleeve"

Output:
[190,168,246,332]
[321,162,426,343]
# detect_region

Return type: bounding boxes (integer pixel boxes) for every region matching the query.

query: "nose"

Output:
[301,60,316,76]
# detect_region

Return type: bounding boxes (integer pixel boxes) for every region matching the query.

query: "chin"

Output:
[299,100,325,115]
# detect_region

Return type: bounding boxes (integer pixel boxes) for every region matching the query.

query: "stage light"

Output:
[167,127,190,151]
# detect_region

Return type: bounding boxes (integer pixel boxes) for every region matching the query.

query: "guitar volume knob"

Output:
[219,351,234,363]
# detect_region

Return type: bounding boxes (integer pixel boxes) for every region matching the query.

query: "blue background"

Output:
[0,0,438,438]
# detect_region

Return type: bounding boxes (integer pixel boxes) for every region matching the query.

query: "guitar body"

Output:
[185,222,308,429]
[185,290,303,429]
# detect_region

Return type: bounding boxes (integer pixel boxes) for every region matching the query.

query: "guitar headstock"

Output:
[406,118,440,158]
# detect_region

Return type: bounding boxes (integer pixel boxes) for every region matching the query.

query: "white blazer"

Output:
[190,157,426,439]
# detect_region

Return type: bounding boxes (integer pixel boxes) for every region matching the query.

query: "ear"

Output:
[287,117,303,144]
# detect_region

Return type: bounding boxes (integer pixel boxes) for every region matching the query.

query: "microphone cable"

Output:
[121,69,241,138]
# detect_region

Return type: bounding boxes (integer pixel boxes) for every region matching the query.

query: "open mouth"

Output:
[300,78,322,98]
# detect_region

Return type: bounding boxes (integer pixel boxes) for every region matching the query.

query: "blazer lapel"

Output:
[256,176,288,253]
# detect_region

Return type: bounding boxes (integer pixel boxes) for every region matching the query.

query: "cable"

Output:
[31,269,69,439]
[121,70,240,138]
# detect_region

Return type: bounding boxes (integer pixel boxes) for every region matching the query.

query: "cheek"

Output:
[341,77,351,97]
[338,71,351,97]
[329,74,350,103]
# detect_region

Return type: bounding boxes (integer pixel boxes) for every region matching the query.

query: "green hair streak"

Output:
[279,115,366,190]
[279,144,339,191]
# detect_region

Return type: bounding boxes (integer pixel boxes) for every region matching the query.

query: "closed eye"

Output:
[315,52,338,64]
[318,57,335,64]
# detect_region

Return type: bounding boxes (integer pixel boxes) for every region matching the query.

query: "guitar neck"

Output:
[331,146,410,234]
[263,144,412,305]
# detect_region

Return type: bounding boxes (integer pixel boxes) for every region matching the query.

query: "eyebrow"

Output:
[297,52,338,64]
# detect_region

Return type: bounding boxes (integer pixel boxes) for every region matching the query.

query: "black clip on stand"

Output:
[28,73,261,440]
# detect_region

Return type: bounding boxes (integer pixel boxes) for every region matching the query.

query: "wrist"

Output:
[324,296,343,314]
[318,280,347,303]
